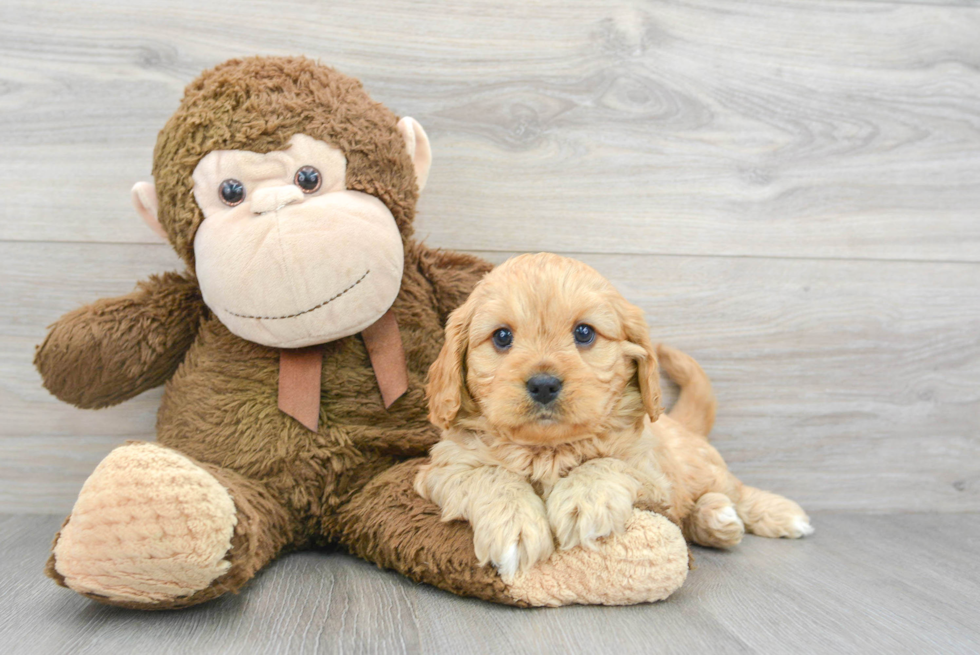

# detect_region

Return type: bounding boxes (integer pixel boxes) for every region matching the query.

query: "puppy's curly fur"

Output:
[416,253,812,580]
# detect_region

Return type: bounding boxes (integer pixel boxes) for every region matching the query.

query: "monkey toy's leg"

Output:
[337,459,690,607]
[46,442,292,609]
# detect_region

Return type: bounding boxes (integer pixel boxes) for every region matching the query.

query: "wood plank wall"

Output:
[1,0,977,513]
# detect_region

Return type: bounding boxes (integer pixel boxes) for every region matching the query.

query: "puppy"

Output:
[415,253,812,581]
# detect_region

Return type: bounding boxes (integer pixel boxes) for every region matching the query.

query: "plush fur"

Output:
[417,253,812,579]
[35,57,691,609]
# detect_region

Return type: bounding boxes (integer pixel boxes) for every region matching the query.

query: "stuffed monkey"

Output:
[35,57,689,609]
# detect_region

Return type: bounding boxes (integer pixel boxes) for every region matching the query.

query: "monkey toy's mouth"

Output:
[194,186,405,349]
[220,270,370,321]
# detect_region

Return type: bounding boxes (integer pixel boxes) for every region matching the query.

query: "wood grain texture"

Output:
[2,243,977,514]
[1,513,978,654]
[3,2,978,647]
[1,1,978,514]
[1,0,979,261]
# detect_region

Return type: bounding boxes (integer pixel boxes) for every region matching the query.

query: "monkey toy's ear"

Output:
[131,181,167,240]
[397,117,432,193]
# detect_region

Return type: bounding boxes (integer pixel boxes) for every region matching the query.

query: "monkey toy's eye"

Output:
[219,179,245,206]
[492,328,513,351]
[294,166,322,193]
[573,324,596,346]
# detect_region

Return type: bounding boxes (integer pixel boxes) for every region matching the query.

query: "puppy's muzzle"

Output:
[526,374,562,406]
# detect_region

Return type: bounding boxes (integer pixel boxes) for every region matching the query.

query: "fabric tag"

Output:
[361,309,409,409]
[278,346,324,432]
[278,309,409,431]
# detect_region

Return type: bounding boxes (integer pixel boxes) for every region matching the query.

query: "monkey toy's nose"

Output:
[250,185,305,215]
[526,374,562,405]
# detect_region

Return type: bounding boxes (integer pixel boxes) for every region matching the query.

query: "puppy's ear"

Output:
[427,300,474,430]
[621,303,663,422]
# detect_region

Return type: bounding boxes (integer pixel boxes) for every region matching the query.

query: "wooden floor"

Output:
[1,513,978,654]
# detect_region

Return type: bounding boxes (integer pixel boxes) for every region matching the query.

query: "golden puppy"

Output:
[415,253,812,580]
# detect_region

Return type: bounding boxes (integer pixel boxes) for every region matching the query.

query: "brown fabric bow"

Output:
[277,309,409,432]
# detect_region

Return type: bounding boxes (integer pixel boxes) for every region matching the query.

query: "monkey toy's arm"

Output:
[35,271,206,409]
[413,243,494,324]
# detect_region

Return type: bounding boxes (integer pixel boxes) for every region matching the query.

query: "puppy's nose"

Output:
[526,374,562,405]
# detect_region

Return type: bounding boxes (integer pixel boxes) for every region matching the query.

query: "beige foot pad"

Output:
[506,510,688,607]
[53,442,237,604]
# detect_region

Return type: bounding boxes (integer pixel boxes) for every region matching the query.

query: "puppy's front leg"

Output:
[416,444,553,582]
[546,458,642,551]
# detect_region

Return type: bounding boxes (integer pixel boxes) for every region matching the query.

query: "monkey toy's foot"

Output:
[48,442,238,606]
[506,510,689,606]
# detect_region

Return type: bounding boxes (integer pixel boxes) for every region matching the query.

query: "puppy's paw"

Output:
[471,497,554,582]
[688,492,744,549]
[712,505,746,545]
[547,462,641,551]
[737,486,813,539]
[790,515,815,538]
[748,510,813,539]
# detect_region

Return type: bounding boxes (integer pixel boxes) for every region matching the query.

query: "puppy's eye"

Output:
[573,323,596,346]
[219,179,245,206]
[491,328,513,351]
[294,166,322,193]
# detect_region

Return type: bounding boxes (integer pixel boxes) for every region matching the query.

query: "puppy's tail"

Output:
[656,344,717,438]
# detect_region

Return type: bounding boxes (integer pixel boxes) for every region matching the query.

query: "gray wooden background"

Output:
[1,0,977,515]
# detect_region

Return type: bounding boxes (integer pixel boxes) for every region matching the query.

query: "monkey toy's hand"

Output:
[35,272,204,408]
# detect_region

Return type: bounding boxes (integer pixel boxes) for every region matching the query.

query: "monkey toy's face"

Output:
[129,62,433,351]
[186,133,404,348]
